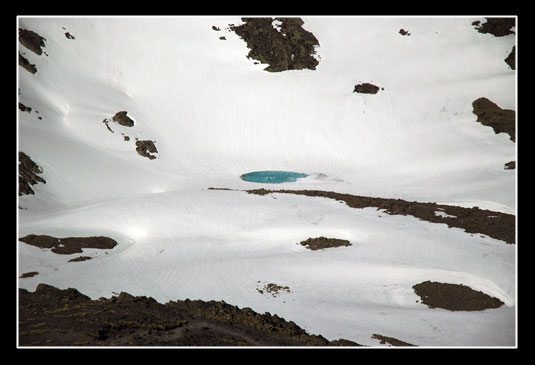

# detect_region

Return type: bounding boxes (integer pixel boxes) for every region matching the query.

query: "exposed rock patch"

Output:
[472,97,515,142]
[504,161,515,170]
[19,103,32,113]
[372,334,415,346]
[19,52,37,74]
[19,152,46,196]
[112,111,135,127]
[68,256,93,262]
[413,281,504,311]
[19,28,46,55]
[399,29,411,36]
[354,83,382,94]
[18,284,360,346]
[135,140,158,160]
[19,234,118,255]
[298,237,352,250]
[256,282,291,297]
[65,32,75,39]
[505,46,515,70]
[242,189,515,244]
[229,17,320,72]
[472,18,515,37]
[19,272,39,279]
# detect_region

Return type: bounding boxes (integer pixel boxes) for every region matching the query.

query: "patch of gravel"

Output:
[413,281,504,311]
[19,234,118,255]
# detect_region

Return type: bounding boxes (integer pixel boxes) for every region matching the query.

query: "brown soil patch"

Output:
[18,28,46,55]
[19,52,37,74]
[472,18,515,37]
[472,97,515,142]
[19,234,118,255]
[229,17,320,72]
[239,189,515,244]
[372,334,415,346]
[18,152,46,196]
[505,46,515,70]
[413,281,504,311]
[135,140,158,160]
[18,284,360,346]
[298,237,352,250]
[354,83,382,94]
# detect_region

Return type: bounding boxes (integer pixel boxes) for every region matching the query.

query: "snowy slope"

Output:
[17,16,516,347]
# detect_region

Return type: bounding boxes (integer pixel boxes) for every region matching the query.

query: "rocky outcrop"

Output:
[413,281,504,311]
[243,188,515,244]
[354,83,382,94]
[472,97,515,142]
[472,18,515,37]
[230,17,320,72]
[112,111,135,127]
[18,28,46,55]
[505,46,515,70]
[19,52,37,74]
[19,234,118,255]
[135,140,158,160]
[504,161,515,170]
[18,152,46,196]
[19,284,361,346]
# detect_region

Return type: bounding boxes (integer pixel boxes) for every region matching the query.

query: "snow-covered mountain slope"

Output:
[17,16,516,347]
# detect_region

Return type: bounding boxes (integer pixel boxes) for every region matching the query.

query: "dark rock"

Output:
[135,140,158,160]
[354,83,381,94]
[505,46,515,70]
[472,17,515,37]
[19,234,118,255]
[65,32,75,39]
[472,97,515,142]
[19,28,46,55]
[504,161,515,170]
[244,189,515,244]
[298,237,352,250]
[399,28,411,36]
[413,281,504,311]
[19,272,39,278]
[19,284,361,346]
[372,334,415,346]
[19,103,32,112]
[68,256,93,262]
[112,111,135,127]
[19,152,46,196]
[230,17,320,72]
[19,52,37,74]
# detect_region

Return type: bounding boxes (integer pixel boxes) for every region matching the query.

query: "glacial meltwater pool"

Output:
[240,171,309,184]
